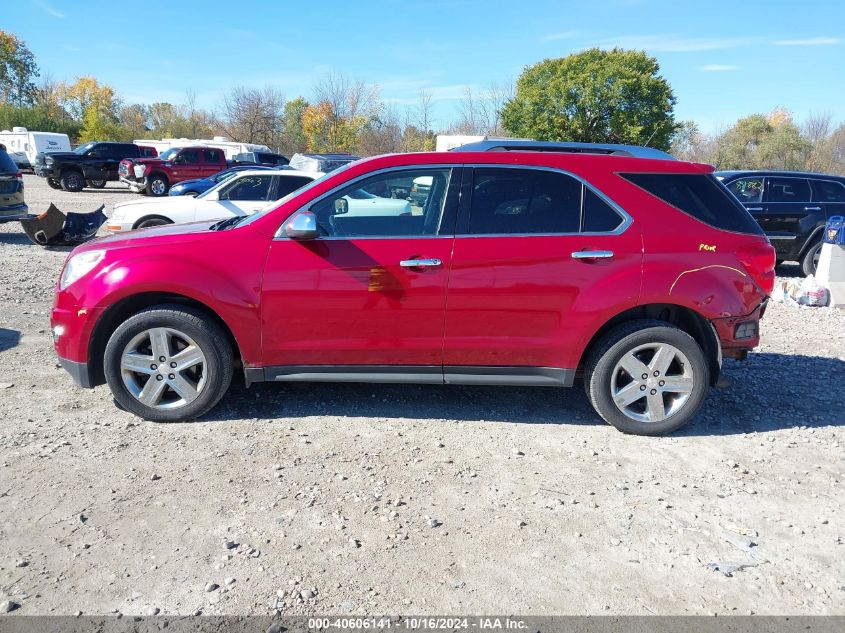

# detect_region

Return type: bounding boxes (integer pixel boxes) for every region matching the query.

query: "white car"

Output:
[106,169,317,232]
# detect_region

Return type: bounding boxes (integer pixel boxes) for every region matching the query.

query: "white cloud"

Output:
[772,37,841,46]
[543,30,580,42]
[594,34,756,52]
[700,64,740,72]
[32,0,64,18]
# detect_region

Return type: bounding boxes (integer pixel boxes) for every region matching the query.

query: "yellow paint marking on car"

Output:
[698,243,717,252]
[669,265,746,295]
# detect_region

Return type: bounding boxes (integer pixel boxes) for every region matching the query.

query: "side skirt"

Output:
[244,366,575,388]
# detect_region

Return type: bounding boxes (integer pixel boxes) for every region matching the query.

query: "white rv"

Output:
[0,127,71,169]
[133,136,272,160]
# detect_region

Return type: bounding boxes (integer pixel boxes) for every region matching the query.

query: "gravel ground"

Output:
[0,175,843,616]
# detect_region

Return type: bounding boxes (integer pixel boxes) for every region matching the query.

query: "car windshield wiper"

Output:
[209,216,245,231]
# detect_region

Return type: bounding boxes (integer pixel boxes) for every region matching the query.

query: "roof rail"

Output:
[449,139,675,160]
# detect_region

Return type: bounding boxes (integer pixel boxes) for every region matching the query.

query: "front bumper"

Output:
[58,356,95,388]
[103,217,134,233]
[35,165,57,178]
[119,175,147,192]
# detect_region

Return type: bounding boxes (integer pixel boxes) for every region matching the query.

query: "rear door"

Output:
[763,176,813,259]
[199,148,226,178]
[442,166,641,381]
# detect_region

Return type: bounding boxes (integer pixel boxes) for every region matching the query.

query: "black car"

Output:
[716,170,845,275]
[233,151,289,166]
[34,141,142,192]
[0,146,27,223]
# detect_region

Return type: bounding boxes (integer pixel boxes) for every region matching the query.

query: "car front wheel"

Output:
[60,171,85,192]
[103,305,234,422]
[147,175,169,197]
[584,320,709,436]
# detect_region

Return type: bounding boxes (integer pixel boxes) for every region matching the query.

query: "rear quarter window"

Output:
[621,173,763,235]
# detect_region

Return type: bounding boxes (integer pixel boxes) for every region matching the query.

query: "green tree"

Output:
[501,48,677,150]
[716,111,809,170]
[0,31,39,106]
[0,103,80,138]
[281,97,309,154]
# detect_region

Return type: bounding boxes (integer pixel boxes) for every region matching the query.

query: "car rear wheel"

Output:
[800,240,822,277]
[584,320,709,436]
[87,179,106,189]
[60,171,85,192]
[134,216,172,229]
[147,175,168,197]
[103,305,234,422]
[47,178,62,190]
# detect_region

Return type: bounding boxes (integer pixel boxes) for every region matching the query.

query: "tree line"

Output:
[1,29,843,174]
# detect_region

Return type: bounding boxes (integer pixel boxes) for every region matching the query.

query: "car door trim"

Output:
[246,365,575,387]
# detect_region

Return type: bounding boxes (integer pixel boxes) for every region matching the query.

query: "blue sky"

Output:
[7,0,845,133]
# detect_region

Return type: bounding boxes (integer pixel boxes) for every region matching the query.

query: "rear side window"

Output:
[767,177,810,203]
[276,176,313,198]
[0,150,18,172]
[469,168,581,234]
[109,144,138,159]
[621,173,763,235]
[811,179,845,203]
[202,149,223,163]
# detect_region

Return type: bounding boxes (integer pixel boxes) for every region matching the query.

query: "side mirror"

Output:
[334,198,349,215]
[285,211,318,240]
[205,190,220,201]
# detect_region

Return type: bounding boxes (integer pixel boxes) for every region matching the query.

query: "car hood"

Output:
[76,220,221,254]
[39,151,79,160]
[171,178,209,188]
[114,195,197,212]
[127,157,165,165]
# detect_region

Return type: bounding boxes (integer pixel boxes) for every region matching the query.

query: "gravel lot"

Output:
[0,175,843,616]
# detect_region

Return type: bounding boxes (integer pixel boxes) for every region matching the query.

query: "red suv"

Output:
[51,141,775,435]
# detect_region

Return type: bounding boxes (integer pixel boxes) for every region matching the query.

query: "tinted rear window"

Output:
[621,173,763,235]
[0,150,17,172]
[811,179,845,203]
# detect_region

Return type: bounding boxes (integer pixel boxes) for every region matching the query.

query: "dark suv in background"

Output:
[34,141,143,192]
[717,170,845,275]
[0,146,27,222]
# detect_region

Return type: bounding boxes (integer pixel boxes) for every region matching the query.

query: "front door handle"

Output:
[571,250,614,260]
[400,258,442,268]
[804,206,822,211]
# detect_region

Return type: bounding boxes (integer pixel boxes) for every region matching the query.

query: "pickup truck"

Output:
[34,141,145,192]
[119,146,229,196]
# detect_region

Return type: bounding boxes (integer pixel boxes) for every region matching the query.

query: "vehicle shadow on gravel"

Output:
[0,328,21,352]
[200,352,845,435]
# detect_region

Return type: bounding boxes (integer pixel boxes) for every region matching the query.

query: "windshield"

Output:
[238,166,344,228]
[73,142,97,155]
[211,169,242,184]
[159,148,181,160]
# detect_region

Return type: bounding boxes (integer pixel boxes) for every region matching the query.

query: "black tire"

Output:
[47,177,62,190]
[134,216,172,230]
[146,174,169,197]
[87,179,107,189]
[103,305,234,422]
[800,240,822,277]
[584,319,709,436]
[60,171,85,192]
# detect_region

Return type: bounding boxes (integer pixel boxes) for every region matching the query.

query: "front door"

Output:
[442,167,642,381]
[260,167,460,376]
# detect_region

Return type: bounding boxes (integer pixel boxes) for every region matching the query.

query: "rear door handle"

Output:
[571,250,614,260]
[804,206,822,211]
[746,206,764,212]
[400,258,442,268]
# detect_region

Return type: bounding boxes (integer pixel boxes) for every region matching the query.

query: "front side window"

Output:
[221,175,274,201]
[468,168,582,235]
[726,177,764,204]
[810,179,845,203]
[309,168,452,238]
[767,177,810,203]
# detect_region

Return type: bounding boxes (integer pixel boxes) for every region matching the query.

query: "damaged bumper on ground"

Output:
[19,204,106,246]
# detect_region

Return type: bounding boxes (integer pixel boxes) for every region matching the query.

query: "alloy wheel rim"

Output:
[120,327,206,410]
[610,342,694,423]
[152,180,165,195]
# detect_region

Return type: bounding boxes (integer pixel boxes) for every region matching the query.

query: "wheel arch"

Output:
[579,303,721,386]
[132,214,174,230]
[87,292,244,387]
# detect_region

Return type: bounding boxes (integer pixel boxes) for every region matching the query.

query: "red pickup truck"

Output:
[119,146,228,196]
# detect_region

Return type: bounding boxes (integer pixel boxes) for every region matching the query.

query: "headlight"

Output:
[45,155,54,165]
[60,250,105,290]
[133,164,146,178]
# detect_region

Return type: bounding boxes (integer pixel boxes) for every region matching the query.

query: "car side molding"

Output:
[244,365,575,387]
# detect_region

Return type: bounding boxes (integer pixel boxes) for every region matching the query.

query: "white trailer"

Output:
[435,134,486,152]
[0,127,71,169]
[133,136,272,160]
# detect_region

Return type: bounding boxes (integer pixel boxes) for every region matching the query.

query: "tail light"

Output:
[738,241,776,295]
[15,171,22,180]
